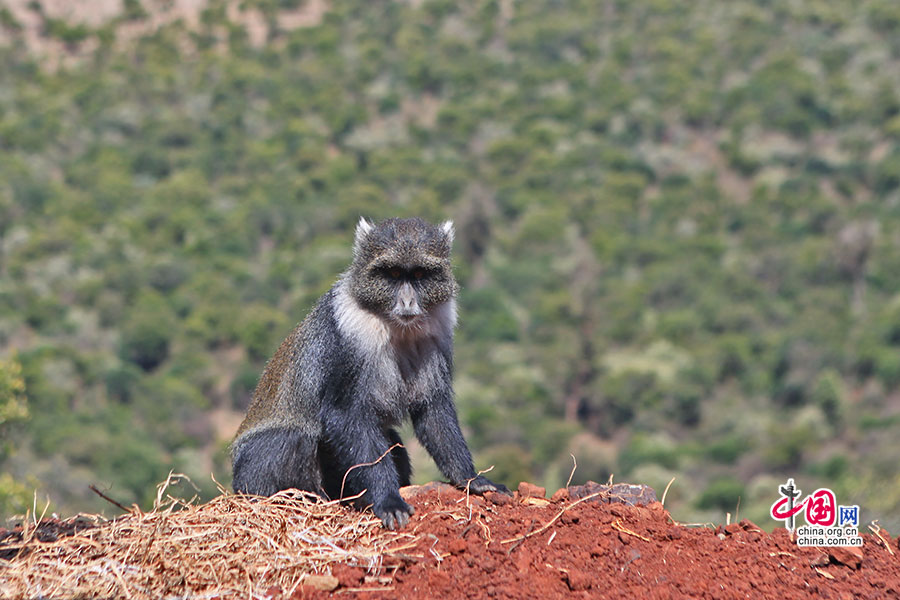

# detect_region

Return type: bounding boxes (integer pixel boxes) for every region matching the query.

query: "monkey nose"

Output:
[395,304,423,322]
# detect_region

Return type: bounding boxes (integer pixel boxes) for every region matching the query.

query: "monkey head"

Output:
[348,217,460,329]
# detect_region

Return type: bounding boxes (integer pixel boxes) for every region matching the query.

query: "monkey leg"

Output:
[231,427,324,497]
[320,411,414,530]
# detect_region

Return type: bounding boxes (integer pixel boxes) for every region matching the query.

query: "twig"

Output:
[89,485,132,514]
[868,521,895,556]
[611,518,651,542]
[340,444,403,500]
[210,472,229,496]
[565,454,577,488]
[477,516,493,544]
[500,490,606,545]
[660,477,675,507]
[463,464,496,508]
[506,519,538,554]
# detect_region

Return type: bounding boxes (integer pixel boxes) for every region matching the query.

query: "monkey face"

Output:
[349,218,459,325]
[373,262,449,327]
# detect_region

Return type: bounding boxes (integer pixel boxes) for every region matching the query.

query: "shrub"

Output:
[119,293,176,371]
[697,477,745,512]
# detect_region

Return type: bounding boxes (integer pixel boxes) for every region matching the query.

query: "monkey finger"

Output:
[492,482,512,495]
[374,496,414,530]
[379,508,408,530]
[467,476,511,496]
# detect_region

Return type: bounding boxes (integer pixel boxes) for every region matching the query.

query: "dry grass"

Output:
[0,475,418,599]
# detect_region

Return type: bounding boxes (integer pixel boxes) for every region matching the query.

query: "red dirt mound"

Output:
[2,482,897,599]
[302,482,899,599]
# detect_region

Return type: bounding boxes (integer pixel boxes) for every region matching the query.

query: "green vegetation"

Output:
[1,0,899,530]
[0,355,31,515]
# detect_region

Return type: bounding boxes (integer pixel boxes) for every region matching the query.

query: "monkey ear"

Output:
[440,220,455,245]
[354,217,374,256]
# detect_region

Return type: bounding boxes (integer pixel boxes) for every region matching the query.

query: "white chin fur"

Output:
[334,281,390,355]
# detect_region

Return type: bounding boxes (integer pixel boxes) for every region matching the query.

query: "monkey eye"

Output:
[413,269,424,280]
[389,268,402,279]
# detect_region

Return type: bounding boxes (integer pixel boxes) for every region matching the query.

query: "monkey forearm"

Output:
[411,402,478,484]
[328,425,414,529]
[411,400,510,495]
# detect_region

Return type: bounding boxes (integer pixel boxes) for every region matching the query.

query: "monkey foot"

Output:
[373,494,415,530]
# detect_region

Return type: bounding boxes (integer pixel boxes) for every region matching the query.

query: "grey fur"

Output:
[232,217,508,529]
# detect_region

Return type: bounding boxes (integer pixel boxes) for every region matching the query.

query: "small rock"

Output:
[568,481,608,501]
[447,538,467,555]
[566,481,658,506]
[739,518,762,532]
[550,488,570,503]
[828,546,863,569]
[564,570,592,591]
[518,482,546,499]
[560,512,580,525]
[522,497,550,507]
[809,552,830,568]
[481,558,497,573]
[484,490,512,506]
[332,564,364,587]
[303,574,339,592]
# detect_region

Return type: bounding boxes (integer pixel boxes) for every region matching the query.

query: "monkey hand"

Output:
[373,494,415,530]
[463,475,511,496]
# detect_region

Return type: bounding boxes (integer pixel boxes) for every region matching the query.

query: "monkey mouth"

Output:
[393,313,423,328]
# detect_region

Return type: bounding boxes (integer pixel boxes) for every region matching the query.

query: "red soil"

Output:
[3,482,897,599]
[304,482,899,599]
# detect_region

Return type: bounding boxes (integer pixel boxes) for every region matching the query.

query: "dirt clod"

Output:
[303,574,338,591]
[564,569,593,591]
[549,488,569,503]
[484,490,512,506]
[331,564,364,588]
[829,546,864,569]
[446,538,467,555]
[517,481,546,498]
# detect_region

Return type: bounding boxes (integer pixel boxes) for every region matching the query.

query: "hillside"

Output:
[1,0,900,532]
